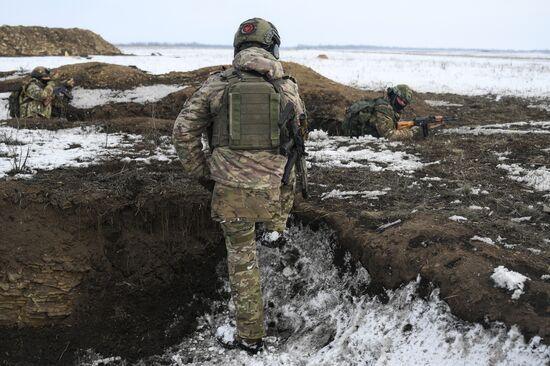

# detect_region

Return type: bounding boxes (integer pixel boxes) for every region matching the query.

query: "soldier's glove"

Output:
[198,177,215,192]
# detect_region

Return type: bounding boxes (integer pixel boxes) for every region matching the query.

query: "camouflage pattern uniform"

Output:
[342,84,416,141]
[19,79,54,119]
[173,47,305,341]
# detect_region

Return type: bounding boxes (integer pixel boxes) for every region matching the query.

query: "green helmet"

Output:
[387,84,413,112]
[30,66,51,81]
[233,18,281,59]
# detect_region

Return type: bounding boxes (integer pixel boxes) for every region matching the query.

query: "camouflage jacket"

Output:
[19,79,54,118]
[343,98,414,141]
[173,47,306,190]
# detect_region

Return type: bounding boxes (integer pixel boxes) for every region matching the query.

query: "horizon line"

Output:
[115,42,550,53]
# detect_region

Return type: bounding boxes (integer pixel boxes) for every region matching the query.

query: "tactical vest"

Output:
[211,68,281,150]
[343,98,389,137]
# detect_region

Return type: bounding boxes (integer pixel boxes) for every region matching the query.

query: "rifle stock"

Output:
[396,115,457,137]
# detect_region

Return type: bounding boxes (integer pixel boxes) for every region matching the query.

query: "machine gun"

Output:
[278,102,309,199]
[397,115,457,137]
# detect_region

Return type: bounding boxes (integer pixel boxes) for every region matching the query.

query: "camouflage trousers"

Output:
[19,100,52,119]
[211,178,294,340]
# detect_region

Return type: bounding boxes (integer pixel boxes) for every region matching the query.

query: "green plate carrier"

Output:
[211,69,281,150]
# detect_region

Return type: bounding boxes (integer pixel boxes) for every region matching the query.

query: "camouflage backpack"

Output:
[8,87,22,118]
[342,99,376,136]
[210,68,281,150]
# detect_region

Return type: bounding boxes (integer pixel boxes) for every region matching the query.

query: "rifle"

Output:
[397,115,457,137]
[52,78,76,101]
[278,102,309,199]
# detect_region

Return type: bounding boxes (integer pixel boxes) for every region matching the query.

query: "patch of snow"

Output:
[541,275,550,281]
[528,103,550,112]
[71,84,185,109]
[0,73,23,82]
[321,189,388,201]
[91,357,122,366]
[0,92,10,120]
[526,248,541,255]
[214,324,234,344]
[491,266,530,300]
[511,216,532,223]
[445,121,550,135]
[262,231,281,243]
[469,205,489,210]
[307,129,328,141]
[470,236,495,245]
[449,215,468,222]
[306,135,425,173]
[498,163,550,191]
[451,199,462,204]
[424,100,463,107]
[0,126,176,179]
[420,176,442,181]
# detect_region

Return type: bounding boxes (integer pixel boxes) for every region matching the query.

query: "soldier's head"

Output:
[30,66,51,83]
[233,18,281,59]
[387,84,413,113]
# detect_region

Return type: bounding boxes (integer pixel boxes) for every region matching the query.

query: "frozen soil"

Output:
[1,63,550,364]
[0,161,225,365]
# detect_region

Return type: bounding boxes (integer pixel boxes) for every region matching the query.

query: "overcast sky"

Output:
[1,0,548,50]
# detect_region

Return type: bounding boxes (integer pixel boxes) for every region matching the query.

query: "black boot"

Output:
[217,335,264,355]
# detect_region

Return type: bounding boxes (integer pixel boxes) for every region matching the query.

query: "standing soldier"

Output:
[173,18,306,354]
[342,84,418,140]
[19,67,55,119]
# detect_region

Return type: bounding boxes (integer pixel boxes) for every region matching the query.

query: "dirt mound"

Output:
[0,61,437,132]
[0,26,121,56]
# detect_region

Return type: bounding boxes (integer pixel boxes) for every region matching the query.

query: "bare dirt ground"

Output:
[0,62,549,365]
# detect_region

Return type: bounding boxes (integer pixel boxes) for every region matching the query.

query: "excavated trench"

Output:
[0,163,226,365]
[0,161,549,365]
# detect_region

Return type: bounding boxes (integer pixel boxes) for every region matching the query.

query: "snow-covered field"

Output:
[0,46,549,97]
[79,224,549,366]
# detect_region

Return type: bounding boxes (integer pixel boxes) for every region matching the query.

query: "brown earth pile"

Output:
[0,26,121,56]
[0,61,437,132]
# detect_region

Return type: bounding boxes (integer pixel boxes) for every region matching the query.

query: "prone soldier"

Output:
[342,84,436,140]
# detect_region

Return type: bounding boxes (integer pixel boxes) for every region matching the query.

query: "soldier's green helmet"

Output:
[234,18,281,59]
[387,84,413,112]
[30,66,51,81]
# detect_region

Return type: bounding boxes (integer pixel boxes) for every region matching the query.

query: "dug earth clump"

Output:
[0,26,121,56]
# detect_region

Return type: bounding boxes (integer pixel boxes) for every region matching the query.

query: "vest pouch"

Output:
[228,79,280,150]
